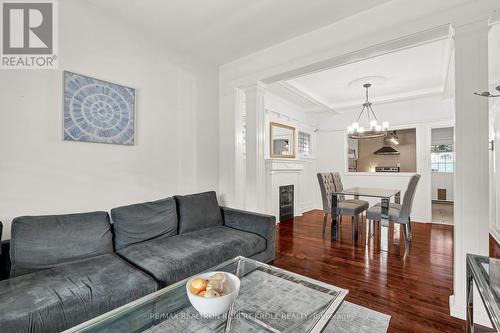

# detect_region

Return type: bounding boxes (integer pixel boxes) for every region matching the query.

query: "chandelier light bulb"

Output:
[347,126,354,134]
[370,120,378,129]
[382,121,389,130]
[352,122,359,129]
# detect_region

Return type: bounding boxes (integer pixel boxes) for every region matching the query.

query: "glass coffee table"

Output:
[466,254,500,332]
[64,257,348,333]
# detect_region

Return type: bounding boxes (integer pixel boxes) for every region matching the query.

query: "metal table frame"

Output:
[331,187,400,250]
[466,253,500,333]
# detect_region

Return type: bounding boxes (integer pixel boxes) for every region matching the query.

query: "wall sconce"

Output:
[474,85,500,98]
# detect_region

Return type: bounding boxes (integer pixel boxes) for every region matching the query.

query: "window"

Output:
[298,131,311,156]
[431,144,454,172]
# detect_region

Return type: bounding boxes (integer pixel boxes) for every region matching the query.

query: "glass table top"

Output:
[467,254,500,330]
[64,257,348,333]
[334,187,400,198]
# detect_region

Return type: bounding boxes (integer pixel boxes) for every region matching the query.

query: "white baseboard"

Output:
[297,204,321,215]
[410,215,427,223]
[450,294,492,328]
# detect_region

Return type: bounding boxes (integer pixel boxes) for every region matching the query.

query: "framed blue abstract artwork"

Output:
[63,71,135,145]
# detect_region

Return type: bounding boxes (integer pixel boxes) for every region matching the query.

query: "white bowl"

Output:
[186,271,241,317]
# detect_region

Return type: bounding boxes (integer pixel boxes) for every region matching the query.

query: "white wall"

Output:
[0,1,219,240]
[489,97,500,241]
[264,92,319,213]
[431,173,454,201]
[431,127,454,145]
[489,24,500,243]
[315,96,454,222]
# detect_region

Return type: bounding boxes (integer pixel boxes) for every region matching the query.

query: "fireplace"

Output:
[279,185,294,221]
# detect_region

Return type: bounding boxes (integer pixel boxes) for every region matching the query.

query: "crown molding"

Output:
[277,81,337,114]
[330,87,445,112]
[489,9,500,25]
[279,83,445,115]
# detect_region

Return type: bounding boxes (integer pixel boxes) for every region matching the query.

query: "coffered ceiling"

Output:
[268,22,500,114]
[267,38,453,114]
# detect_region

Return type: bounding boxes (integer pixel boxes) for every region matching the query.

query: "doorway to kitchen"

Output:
[431,127,454,225]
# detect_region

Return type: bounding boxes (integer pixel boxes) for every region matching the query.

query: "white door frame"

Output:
[428,121,455,223]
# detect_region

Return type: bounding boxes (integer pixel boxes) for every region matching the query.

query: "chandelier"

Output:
[347,83,389,139]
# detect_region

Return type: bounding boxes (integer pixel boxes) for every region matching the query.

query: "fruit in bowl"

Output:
[186,271,240,316]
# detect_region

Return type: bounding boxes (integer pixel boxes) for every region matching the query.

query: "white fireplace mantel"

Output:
[265,158,305,222]
[265,158,305,173]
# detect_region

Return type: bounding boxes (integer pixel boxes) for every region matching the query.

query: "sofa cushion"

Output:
[111,197,178,251]
[174,191,223,234]
[10,211,113,277]
[117,225,266,286]
[0,253,157,333]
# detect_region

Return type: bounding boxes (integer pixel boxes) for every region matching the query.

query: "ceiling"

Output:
[268,23,500,114]
[271,39,453,113]
[266,82,334,113]
[86,0,392,64]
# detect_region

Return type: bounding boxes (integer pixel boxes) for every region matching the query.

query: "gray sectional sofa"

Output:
[0,191,275,333]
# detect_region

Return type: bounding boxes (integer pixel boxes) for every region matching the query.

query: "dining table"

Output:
[331,187,401,251]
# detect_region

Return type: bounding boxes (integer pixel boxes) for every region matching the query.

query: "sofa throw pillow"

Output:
[175,191,223,234]
[111,197,178,251]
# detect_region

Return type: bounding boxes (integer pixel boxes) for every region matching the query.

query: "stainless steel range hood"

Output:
[374,146,400,155]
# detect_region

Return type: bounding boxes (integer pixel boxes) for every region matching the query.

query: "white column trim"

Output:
[244,82,267,213]
[450,19,490,323]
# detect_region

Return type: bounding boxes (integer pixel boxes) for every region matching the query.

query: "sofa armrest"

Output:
[220,207,276,263]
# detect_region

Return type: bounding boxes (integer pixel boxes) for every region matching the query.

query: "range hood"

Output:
[374,146,400,155]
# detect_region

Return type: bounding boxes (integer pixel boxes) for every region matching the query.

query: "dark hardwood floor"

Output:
[490,234,500,259]
[273,210,499,333]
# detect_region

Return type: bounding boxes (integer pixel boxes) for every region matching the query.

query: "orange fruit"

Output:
[190,278,207,292]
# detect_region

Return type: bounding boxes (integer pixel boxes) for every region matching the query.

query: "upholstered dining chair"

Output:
[366,174,421,243]
[317,172,369,239]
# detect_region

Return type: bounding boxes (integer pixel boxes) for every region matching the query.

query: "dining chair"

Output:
[365,174,421,243]
[317,172,369,239]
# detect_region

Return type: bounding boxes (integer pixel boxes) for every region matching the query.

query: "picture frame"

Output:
[63,71,136,145]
